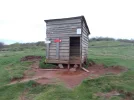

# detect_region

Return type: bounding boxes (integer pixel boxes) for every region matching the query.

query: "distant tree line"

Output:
[0,41,45,51]
[89,37,134,43]
[1,37,134,50]
[10,41,45,47]
[89,37,115,41]
[0,42,4,49]
[117,39,134,43]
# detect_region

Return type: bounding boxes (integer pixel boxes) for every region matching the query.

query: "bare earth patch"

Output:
[19,89,29,100]
[96,90,133,100]
[96,91,120,99]
[10,61,127,88]
[20,55,42,62]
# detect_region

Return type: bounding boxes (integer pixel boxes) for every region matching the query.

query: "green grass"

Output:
[89,40,134,47]
[74,70,134,100]
[0,46,45,86]
[39,57,57,69]
[34,85,74,100]
[0,41,134,100]
[1,70,133,100]
[88,44,134,69]
[0,80,45,100]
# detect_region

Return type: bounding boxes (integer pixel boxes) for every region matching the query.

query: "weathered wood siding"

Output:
[81,20,89,63]
[46,18,82,61]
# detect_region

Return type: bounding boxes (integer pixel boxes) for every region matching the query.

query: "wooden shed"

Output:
[44,16,90,68]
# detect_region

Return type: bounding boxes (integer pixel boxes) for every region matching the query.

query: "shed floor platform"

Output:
[46,59,81,64]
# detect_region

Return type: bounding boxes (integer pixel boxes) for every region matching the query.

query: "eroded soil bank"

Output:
[10,59,127,88]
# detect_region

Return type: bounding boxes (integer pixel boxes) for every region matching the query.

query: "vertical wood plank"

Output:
[46,44,50,59]
[80,19,83,65]
[56,39,60,59]
[68,37,70,67]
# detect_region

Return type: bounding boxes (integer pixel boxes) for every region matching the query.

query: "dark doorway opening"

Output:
[70,37,80,60]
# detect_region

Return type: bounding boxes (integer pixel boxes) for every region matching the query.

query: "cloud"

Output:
[0,0,134,44]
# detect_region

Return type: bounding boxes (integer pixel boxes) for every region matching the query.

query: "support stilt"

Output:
[80,63,89,72]
[80,63,82,68]
[68,64,70,71]
[81,67,89,72]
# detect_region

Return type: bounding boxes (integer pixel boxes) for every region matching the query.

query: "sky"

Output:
[0,0,134,44]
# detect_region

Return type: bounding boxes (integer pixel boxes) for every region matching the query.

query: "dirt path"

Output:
[8,61,126,88]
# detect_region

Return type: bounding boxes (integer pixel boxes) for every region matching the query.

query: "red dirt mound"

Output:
[10,62,127,88]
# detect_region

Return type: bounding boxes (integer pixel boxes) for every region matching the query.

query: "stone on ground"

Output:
[70,67,76,72]
[58,64,64,69]
[74,64,78,68]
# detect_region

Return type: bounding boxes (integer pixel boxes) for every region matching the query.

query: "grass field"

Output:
[89,41,134,69]
[0,46,45,86]
[0,40,134,100]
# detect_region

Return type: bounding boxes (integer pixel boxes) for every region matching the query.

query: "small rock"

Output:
[70,68,76,72]
[91,71,94,73]
[58,64,64,69]
[74,64,78,68]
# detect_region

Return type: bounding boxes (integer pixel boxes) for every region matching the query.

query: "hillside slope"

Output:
[0,40,134,100]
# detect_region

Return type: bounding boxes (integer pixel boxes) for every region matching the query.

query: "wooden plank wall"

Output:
[82,21,89,63]
[46,18,81,61]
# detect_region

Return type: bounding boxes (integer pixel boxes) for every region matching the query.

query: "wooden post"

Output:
[46,44,49,59]
[68,64,70,70]
[56,41,59,59]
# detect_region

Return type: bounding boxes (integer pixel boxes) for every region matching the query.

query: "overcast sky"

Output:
[0,0,134,44]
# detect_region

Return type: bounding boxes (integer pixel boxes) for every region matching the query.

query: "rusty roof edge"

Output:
[44,16,90,35]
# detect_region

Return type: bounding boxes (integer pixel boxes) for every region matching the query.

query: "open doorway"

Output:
[70,37,80,60]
